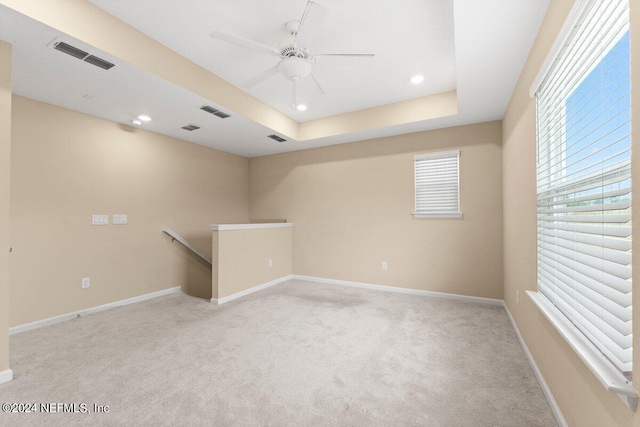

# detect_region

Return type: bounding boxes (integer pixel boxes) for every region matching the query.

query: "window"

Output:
[413,150,461,218]
[533,0,634,406]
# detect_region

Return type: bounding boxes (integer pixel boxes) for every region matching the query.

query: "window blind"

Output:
[536,0,631,374]
[414,150,461,218]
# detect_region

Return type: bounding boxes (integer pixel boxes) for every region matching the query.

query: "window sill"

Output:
[412,212,463,219]
[527,291,638,410]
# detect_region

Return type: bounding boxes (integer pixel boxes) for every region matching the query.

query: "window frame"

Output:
[529,0,636,409]
[412,149,462,219]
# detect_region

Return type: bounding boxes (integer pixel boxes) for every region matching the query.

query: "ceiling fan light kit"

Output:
[278,57,313,82]
[210,1,375,114]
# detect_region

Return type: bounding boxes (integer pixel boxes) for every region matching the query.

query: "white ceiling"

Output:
[0,0,551,158]
[0,6,290,158]
[88,0,457,122]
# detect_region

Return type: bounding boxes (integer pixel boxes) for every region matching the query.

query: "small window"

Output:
[413,150,461,218]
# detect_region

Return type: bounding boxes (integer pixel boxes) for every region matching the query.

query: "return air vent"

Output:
[200,105,231,119]
[84,55,115,70]
[268,134,286,143]
[54,41,88,59]
[181,124,200,131]
[53,41,115,71]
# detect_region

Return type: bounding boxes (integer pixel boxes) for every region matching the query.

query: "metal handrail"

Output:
[162,227,212,265]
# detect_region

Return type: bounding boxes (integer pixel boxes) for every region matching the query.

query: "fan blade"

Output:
[293,1,330,49]
[211,30,280,56]
[296,73,325,99]
[309,74,325,96]
[312,53,375,67]
[242,67,279,89]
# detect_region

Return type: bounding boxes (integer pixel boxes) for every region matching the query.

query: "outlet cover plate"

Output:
[92,215,108,225]
[113,214,128,225]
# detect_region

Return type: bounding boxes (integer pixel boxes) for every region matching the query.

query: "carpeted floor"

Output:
[0,280,556,426]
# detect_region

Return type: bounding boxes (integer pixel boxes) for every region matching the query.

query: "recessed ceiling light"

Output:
[138,115,151,122]
[410,75,424,84]
[296,104,307,111]
[131,119,142,126]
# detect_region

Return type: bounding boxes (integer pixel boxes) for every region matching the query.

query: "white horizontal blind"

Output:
[536,0,632,374]
[414,150,460,217]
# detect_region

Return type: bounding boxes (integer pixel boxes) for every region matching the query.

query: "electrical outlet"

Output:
[82,277,90,289]
[382,261,388,271]
[268,259,273,267]
[517,289,520,304]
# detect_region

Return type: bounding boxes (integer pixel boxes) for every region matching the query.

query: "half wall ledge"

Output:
[210,223,293,302]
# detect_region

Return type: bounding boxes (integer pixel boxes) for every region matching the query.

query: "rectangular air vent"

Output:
[181,124,200,131]
[200,105,231,118]
[54,42,88,59]
[268,134,286,143]
[84,55,115,70]
[53,41,115,71]
[200,105,218,114]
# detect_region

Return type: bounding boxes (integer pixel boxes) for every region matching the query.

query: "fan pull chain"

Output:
[292,80,298,118]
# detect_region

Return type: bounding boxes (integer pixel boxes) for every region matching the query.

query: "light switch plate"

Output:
[92,215,108,225]
[113,214,128,225]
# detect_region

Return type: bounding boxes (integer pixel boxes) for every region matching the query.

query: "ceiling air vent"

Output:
[200,105,218,114]
[268,134,286,143]
[200,105,231,118]
[181,124,200,131]
[54,41,88,59]
[53,41,115,71]
[84,55,115,70]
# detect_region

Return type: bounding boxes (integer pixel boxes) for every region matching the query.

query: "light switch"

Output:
[92,215,108,225]
[113,214,128,225]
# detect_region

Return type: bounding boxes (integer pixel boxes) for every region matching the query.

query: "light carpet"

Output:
[0,279,556,426]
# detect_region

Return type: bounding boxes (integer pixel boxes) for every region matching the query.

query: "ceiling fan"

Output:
[210,1,375,113]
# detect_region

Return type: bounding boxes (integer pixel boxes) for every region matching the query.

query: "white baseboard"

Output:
[211,275,293,305]
[504,305,567,427]
[292,275,504,306]
[0,369,13,385]
[10,286,182,335]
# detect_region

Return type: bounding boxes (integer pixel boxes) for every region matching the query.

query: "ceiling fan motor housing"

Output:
[278,35,307,58]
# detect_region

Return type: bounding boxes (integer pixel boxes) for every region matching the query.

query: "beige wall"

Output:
[10,96,249,326]
[298,91,458,141]
[503,0,640,425]
[0,41,12,372]
[250,121,503,299]
[214,227,292,300]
